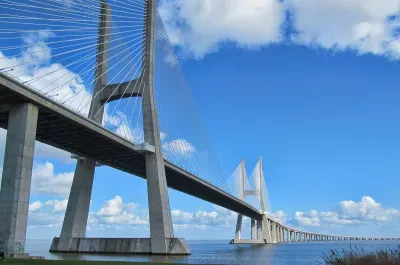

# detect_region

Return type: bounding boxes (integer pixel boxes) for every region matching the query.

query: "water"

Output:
[26,239,400,264]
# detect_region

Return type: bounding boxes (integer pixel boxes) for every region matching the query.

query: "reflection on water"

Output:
[26,239,400,265]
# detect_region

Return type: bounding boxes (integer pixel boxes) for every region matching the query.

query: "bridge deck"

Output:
[0,73,262,220]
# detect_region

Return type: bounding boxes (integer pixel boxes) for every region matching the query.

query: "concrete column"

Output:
[276,225,279,243]
[278,226,282,243]
[0,103,38,256]
[58,159,96,250]
[142,0,180,254]
[271,222,277,243]
[251,218,256,240]
[256,219,263,240]
[234,215,242,242]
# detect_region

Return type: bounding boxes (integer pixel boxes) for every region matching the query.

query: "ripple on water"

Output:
[25,239,400,265]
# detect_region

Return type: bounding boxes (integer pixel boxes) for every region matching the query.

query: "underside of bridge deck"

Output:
[0,73,262,220]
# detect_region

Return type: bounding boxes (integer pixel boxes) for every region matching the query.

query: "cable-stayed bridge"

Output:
[0,0,396,258]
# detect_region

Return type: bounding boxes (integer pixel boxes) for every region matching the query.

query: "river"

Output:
[26,239,400,264]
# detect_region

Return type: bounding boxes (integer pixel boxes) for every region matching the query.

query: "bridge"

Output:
[0,0,395,258]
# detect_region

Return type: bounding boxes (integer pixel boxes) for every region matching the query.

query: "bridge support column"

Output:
[54,159,96,251]
[271,222,277,243]
[251,219,256,240]
[278,226,282,243]
[0,103,38,258]
[140,0,189,254]
[234,215,243,243]
[257,219,263,240]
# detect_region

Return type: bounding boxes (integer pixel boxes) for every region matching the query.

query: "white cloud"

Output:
[45,199,68,213]
[339,196,400,222]
[292,196,400,228]
[171,205,238,229]
[159,0,285,58]
[285,0,400,58]
[96,196,147,225]
[0,31,93,115]
[31,162,73,197]
[319,211,360,225]
[295,210,321,227]
[29,201,44,213]
[159,0,400,60]
[163,138,196,156]
[103,109,144,143]
[269,210,287,224]
[97,196,124,216]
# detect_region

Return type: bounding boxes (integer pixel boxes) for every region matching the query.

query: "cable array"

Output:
[0,0,264,205]
[0,0,146,143]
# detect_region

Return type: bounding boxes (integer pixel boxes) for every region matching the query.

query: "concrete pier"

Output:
[0,103,38,257]
[55,159,96,251]
[251,219,256,239]
[50,238,189,255]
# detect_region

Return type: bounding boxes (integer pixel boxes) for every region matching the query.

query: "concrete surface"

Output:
[0,103,38,255]
[50,238,190,255]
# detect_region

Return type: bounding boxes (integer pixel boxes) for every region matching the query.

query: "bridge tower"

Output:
[231,159,273,244]
[49,0,189,255]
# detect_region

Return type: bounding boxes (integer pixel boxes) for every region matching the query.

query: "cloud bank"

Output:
[159,0,400,59]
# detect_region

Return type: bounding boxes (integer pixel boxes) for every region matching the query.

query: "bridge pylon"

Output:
[231,158,273,244]
[49,0,189,255]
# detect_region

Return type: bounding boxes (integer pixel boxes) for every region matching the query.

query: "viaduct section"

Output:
[0,0,398,259]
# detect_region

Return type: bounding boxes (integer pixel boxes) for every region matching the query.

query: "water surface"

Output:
[26,239,400,264]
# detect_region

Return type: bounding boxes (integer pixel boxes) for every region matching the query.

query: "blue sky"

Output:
[1,0,400,240]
